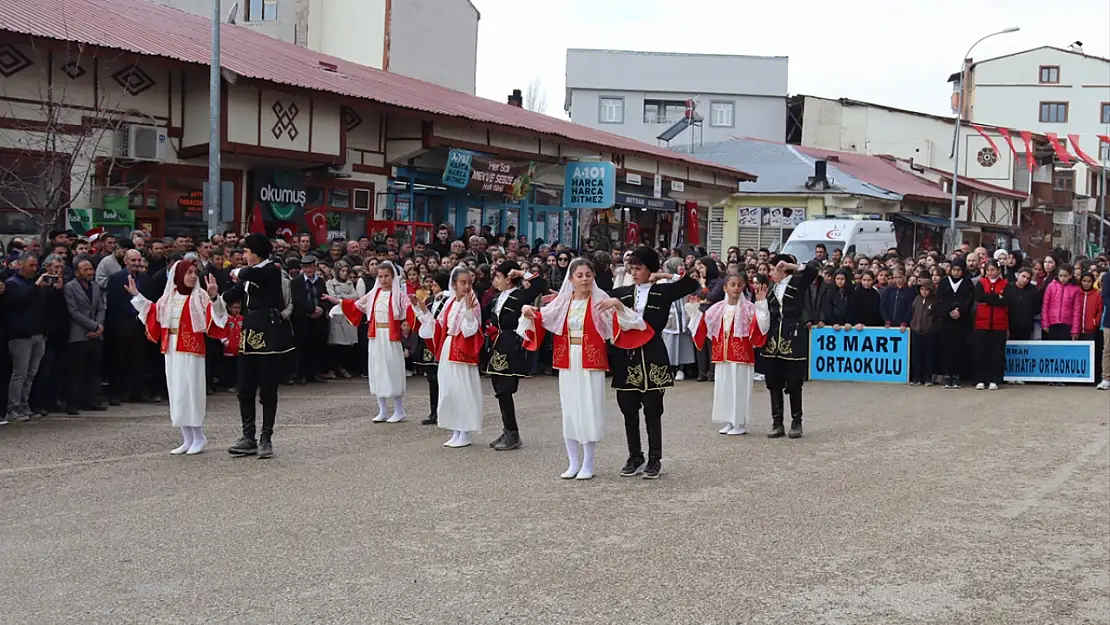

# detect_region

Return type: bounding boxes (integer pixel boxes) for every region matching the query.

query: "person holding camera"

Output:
[1,252,57,422]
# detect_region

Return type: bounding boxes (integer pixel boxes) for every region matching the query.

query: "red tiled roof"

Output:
[916,165,1028,200]
[0,0,756,182]
[795,146,949,202]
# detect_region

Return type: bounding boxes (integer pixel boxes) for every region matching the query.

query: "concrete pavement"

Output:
[1,376,1107,624]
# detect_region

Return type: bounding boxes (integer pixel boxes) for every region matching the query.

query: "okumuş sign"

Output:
[252,169,306,221]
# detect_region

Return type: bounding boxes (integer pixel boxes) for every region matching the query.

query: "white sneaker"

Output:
[975,383,986,390]
[386,412,407,423]
[372,413,389,423]
[1097,380,1110,390]
[726,427,747,436]
[718,424,732,435]
[988,383,999,391]
[675,371,685,381]
[574,468,594,480]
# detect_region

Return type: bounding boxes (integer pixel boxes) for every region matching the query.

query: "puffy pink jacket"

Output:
[1041,281,1081,331]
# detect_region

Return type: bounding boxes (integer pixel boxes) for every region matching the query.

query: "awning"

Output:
[892,212,950,227]
[981,225,1015,236]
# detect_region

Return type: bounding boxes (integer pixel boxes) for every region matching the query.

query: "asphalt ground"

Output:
[1,375,1107,625]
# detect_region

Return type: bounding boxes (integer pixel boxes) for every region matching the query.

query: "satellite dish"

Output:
[226,2,239,24]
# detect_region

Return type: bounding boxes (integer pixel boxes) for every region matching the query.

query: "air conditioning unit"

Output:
[116,124,167,162]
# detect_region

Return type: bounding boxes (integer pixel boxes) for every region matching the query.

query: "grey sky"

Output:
[472,0,1110,120]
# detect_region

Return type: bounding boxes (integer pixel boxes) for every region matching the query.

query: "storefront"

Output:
[735,206,807,252]
[250,168,375,246]
[94,163,242,239]
[891,213,948,256]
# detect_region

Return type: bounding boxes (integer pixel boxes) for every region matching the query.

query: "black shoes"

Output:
[228,437,258,456]
[620,455,647,477]
[257,436,274,459]
[788,420,803,439]
[767,423,786,438]
[420,414,438,425]
[642,459,662,480]
[489,431,506,448]
[493,430,522,451]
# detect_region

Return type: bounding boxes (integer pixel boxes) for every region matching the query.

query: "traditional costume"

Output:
[519,260,653,480]
[761,257,820,438]
[336,261,414,423]
[413,272,451,425]
[689,295,770,435]
[415,267,484,448]
[484,261,547,451]
[131,260,228,455]
[608,247,698,479]
[222,234,295,459]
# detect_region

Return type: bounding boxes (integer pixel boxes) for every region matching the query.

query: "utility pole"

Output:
[206,0,222,238]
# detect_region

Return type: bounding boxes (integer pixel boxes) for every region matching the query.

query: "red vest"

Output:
[974,278,1009,331]
[694,305,768,365]
[430,299,483,365]
[341,293,413,341]
[142,295,225,356]
[223,315,243,356]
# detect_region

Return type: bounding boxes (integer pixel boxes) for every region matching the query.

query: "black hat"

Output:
[496,259,521,278]
[629,245,660,272]
[243,233,272,258]
[433,269,450,292]
[285,258,301,270]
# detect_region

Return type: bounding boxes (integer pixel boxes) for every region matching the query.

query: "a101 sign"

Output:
[564,161,615,209]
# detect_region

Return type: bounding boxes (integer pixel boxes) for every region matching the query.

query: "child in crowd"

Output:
[909,276,937,386]
[219,300,243,391]
[1041,264,1081,341]
[973,260,1011,391]
[1078,272,1104,382]
[847,270,883,329]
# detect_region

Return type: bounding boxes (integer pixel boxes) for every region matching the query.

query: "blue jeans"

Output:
[8,335,46,417]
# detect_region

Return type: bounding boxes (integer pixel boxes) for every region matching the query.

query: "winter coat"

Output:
[910,293,938,334]
[879,285,916,327]
[1077,288,1103,334]
[1041,280,1081,331]
[846,286,883,327]
[820,285,852,325]
[973,277,1010,331]
[935,277,975,332]
[1008,283,1041,335]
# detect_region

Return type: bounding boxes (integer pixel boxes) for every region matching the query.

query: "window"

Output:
[1101,102,1110,124]
[1053,169,1074,192]
[642,99,688,124]
[1038,66,1059,84]
[599,97,624,124]
[1038,102,1068,123]
[1100,141,1110,163]
[246,0,278,22]
[709,101,735,127]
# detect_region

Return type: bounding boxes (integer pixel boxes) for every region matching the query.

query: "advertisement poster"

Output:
[1004,341,1095,383]
[809,327,910,384]
[442,149,535,200]
[563,161,615,209]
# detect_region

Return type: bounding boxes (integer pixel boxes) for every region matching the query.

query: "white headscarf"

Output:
[155,260,210,334]
[537,257,616,340]
[444,265,478,335]
[358,260,408,319]
[700,294,756,340]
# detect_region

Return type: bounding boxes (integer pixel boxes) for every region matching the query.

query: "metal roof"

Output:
[915,165,1029,200]
[795,146,950,202]
[0,0,756,182]
[674,138,907,201]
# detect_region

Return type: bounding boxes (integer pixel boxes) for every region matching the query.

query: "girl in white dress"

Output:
[413,266,484,448]
[519,259,652,480]
[688,274,770,435]
[126,260,227,455]
[328,261,410,422]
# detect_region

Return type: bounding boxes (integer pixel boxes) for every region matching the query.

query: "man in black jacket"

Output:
[290,254,328,384]
[609,246,698,479]
[105,249,153,404]
[2,253,56,422]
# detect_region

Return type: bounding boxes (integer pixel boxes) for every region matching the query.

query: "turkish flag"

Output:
[249,205,266,234]
[626,221,640,245]
[306,206,330,245]
[685,202,700,246]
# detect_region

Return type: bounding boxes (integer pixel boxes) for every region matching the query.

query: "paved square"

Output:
[1,378,1107,624]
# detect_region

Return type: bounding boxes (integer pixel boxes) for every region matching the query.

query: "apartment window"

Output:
[642,99,688,124]
[598,97,624,124]
[1053,169,1074,192]
[1038,65,1060,84]
[246,0,278,22]
[709,101,735,127]
[1101,102,1110,124]
[1100,142,1110,163]
[1038,102,1068,123]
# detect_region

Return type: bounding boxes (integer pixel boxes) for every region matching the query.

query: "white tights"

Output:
[170,426,206,455]
[561,439,596,480]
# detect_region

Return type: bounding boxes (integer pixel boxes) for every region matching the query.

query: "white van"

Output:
[780,218,896,263]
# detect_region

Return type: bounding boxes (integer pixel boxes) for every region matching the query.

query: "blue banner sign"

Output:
[564,161,615,209]
[1004,340,1095,383]
[442,149,473,189]
[809,327,909,384]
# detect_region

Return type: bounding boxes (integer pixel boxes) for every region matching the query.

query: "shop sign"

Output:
[564,161,615,209]
[178,189,204,213]
[252,169,307,221]
[614,191,677,212]
[441,149,535,200]
[670,180,685,193]
[625,172,642,186]
[653,174,663,199]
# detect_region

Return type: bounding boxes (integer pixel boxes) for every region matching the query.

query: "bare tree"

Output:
[0,37,148,243]
[524,76,548,114]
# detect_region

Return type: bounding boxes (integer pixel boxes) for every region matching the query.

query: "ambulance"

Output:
[780,216,896,263]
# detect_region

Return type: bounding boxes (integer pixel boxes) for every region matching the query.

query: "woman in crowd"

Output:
[935,259,975,389]
[126,260,227,455]
[1041,264,1081,341]
[661,256,696,380]
[689,273,769,435]
[846,270,883,329]
[909,275,938,386]
[972,260,1011,391]
[518,258,651,480]
[413,266,484,448]
[820,268,853,328]
[693,257,724,382]
[325,261,359,379]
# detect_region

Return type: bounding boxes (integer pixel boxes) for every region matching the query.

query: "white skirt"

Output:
[436,334,484,433]
[367,333,406,398]
[559,344,607,443]
[663,331,696,366]
[712,361,755,428]
[165,341,206,428]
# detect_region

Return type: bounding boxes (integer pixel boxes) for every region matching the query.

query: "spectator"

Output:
[847,271,882,328]
[30,254,70,416]
[1041,264,1081,341]
[2,253,55,421]
[880,268,915,330]
[1008,268,1040,341]
[326,261,359,379]
[64,258,107,414]
[95,238,127,287]
[936,259,975,388]
[909,277,938,385]
[972,260,1011,391]
[820,269,853,328]
[105,249,153,404]
[290,254,328,384]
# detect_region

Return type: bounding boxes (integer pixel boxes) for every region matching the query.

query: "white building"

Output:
[146,0,480,94]
[956,44,1110,198]
[564,49,788,147]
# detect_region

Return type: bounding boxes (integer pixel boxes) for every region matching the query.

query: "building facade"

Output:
[564,49,788,147]
[146,0,479,94]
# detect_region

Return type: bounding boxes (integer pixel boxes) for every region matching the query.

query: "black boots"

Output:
[788,390,803,439]
[493,430,522,451]
[421,413,438,425]
[257,434,274,459]
[228,437,258,456]
[767,390,785,438]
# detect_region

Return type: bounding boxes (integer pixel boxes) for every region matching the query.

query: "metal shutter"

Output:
[707,205,725,256]
[736,226,761,252]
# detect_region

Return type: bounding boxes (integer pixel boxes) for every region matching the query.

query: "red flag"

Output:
[996,128,1018,156]
[1099,134,1110,146]
[969,125,1000,155]
[1046,133,1073,166]
[249,205,266,234]
[1020,131,1035,174]
[1069,134,1101,167]
[625,221,640,246]
[685,201,700,246]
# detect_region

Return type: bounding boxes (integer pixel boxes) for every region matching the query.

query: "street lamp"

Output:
[948,26,1020,253]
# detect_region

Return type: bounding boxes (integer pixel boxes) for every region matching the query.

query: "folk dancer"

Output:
[412,270,451,425]
[688,274,770,435]
[608,246,698,479]
[221,234,295,459]
[761,256,820,439]
[328,261,414,422]
[413,266,484,448]
[518,258,653,480]
[484,260,548,451]
[126,260,228,455]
